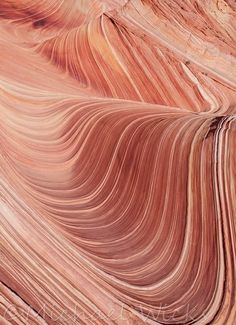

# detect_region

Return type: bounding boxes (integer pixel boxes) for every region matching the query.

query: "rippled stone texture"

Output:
[0,0,235,324]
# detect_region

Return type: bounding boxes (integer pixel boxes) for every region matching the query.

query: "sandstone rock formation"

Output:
[0,0,235,324]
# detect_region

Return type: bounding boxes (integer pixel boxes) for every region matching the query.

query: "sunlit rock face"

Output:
[0,0,235,324]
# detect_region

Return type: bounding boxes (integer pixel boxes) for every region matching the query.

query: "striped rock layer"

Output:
[0,0,236,324]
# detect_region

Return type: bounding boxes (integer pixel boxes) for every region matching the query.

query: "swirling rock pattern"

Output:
[0,0,235,324]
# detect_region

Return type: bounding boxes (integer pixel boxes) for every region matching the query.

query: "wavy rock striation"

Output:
[0,0,236,324]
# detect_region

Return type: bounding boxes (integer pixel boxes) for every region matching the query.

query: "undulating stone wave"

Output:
[0,0,236,324]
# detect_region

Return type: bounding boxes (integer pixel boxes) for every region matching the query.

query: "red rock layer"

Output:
[0,0,235,324]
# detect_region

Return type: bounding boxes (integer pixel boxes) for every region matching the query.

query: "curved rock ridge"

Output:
[0,0,235,324]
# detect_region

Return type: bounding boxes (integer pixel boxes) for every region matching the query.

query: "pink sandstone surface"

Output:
[0,0,236,324]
